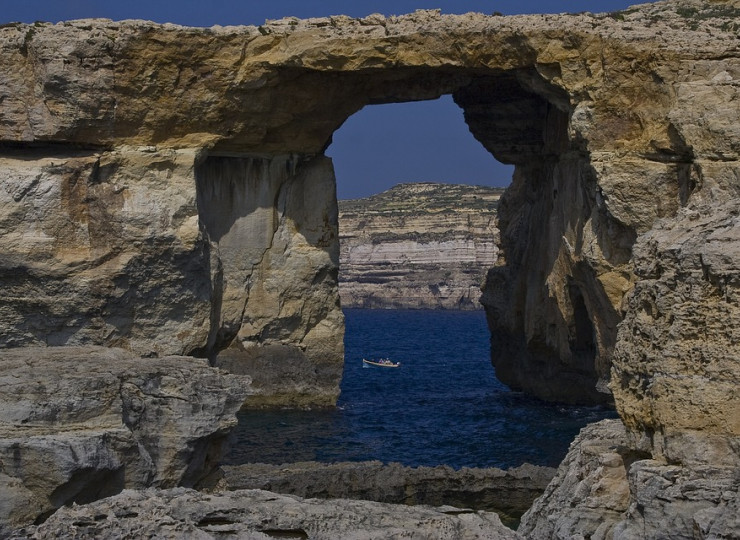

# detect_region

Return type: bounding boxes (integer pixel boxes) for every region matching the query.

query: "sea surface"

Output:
[225,309,616,469]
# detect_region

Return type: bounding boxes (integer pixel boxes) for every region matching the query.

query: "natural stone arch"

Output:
[192,63,625,406]
[0,13,678,407]
[0,7,736,422]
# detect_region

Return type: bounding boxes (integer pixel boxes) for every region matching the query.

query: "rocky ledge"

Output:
[216,460,555,525]
[0,346,250,535]
[11,488,521,539]
[520,419,739,539]
[338,183,502,310]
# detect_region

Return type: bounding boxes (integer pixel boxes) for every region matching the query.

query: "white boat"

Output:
[362,358,401,368]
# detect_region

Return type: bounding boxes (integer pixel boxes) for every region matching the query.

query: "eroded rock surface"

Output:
[519,419,740,540]
[217,460,554,523]
[518,420,633,539]
[0,346,250,534]
[613,202,740,468]
[0,146,343,408]
[339,183,501,310]
[12,487,522,540]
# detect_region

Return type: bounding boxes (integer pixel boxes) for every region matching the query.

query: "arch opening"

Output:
[327,95,513,200]
[328,94,510,311]
[195,67,619,408]
[321,69,617,406]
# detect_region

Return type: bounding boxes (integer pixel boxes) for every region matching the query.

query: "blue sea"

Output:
[225,309,616,469]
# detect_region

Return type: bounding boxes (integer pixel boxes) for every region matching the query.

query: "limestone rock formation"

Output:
[2,1,738,410]
[519,419,740,540]
[0,346,250,534]
[217,460,554,524]
[518,420,632,539]
[0,144,343,408]
[12,487,522,539]
[338,183,501,310]
[613,201,740,468]
[608,200,740,538]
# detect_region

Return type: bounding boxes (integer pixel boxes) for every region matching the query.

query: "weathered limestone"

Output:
[12,487,522,540]
[477,2,740,406]
[216,460,554,523]
[519,419,740,540]
[518,420,633,539]
[0,146,211,355]
[197,155,344,408]
[0,145,343,407]
[2,1,738,409]
[339,183,501,309]
[0,346,250,534]
[613,202,740,468]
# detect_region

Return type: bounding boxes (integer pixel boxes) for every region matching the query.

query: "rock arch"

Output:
[1,7,738,435]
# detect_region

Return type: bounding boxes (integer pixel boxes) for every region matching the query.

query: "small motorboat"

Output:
[362,358,401,368]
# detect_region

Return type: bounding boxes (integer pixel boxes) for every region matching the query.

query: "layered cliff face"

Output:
[338,183,501,310]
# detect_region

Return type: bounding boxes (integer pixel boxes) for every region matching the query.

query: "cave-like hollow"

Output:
[198,67,623,406]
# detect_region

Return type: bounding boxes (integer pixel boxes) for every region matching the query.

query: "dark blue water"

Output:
[225,309,616,469]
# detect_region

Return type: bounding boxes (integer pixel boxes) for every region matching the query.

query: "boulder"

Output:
[0,346,250,533]
[519,419,740,540]
[518,420,632,539]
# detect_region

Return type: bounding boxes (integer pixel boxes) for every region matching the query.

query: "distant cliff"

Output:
[338,183,502,309]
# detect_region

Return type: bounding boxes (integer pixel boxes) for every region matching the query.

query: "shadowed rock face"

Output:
[0,1,738,441]
[216,461,555,523]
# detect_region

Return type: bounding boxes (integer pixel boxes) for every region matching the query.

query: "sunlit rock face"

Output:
[194,155,343,407]
[338,183,501,310]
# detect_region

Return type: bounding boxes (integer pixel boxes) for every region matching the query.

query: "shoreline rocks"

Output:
[0,346,250,534]
[11,487,522,539]
[519,419,740,539]
[216,460,555,524]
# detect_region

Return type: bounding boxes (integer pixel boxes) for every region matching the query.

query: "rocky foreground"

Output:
[338,183,502,309]
[11,488,521,539]
[0,347,250,536]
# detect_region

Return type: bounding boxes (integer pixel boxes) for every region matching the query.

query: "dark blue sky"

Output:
[3,1,651,199]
